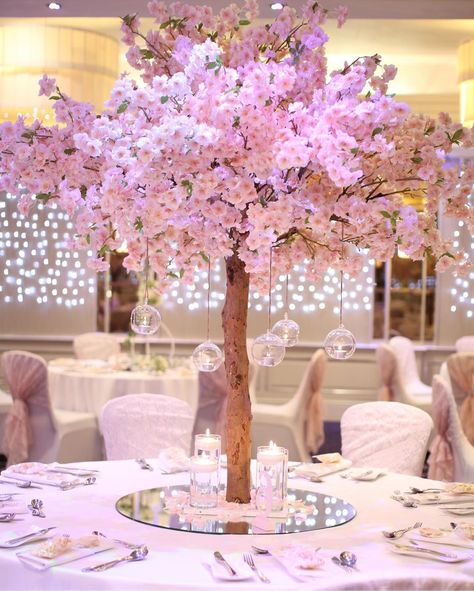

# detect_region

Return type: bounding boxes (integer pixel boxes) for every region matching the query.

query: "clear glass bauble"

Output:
[251,330,286,367]
[324,324,356,360]
[272,314,300,347]
[130,303,161,336]
[192,341,224,372]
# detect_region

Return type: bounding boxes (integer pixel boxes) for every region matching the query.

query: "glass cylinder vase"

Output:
[255,444,288,512]
[189,455,219,509]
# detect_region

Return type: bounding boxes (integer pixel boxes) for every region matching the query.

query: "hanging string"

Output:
[206,257,211,342]
[339,223,344,327]
[267,246,273,331]
[285,274,289,317]
[144,238,149,305]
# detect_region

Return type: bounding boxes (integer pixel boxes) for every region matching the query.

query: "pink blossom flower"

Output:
[38,74,56,97]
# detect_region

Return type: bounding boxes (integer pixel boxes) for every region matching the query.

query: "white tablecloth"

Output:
[48,365,199,418]
[1,461,473,590]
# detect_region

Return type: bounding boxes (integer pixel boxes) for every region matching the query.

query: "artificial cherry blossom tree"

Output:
[0,0,473,502]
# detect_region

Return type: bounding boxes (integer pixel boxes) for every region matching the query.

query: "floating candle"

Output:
[257,441,286,465]
[195,429,221,452]
[190,456,218,473]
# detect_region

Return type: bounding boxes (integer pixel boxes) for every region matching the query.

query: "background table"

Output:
[1,461,473,590]
[48,365,199,418]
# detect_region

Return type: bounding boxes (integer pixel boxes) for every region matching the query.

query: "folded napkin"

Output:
[17,536,115,571]
[1,462,92,488]
[272,545,340,580]
[158,447,190,474]
[342,467,386,481]
[294,458,352,479]
[408,525,474,549]
[205,553,254,581]
[405,492,474,506]
[389,542,472,563]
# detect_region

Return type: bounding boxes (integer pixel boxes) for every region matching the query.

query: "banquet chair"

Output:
[446,352,474,444]
[341,401,433,476]
[1,351,101,466]
[376,337,432,414]
[73,332,120,360]
[100,394,194,460]
[251,350,326,462]
[428,375,474,482]
[0,388,12,455]
[456,336,474,353]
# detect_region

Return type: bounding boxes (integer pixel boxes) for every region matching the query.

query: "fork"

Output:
[382,521,422,539]
[243,552,271,583]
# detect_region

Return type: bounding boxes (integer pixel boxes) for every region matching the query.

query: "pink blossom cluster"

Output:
[0,0,473,293]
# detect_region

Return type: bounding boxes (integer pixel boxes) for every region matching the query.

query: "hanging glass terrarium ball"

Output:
[324,325,356,360]
[251,330,286,367]
[193,341,224,372]
[272,313,300,347]
[130,303,161,336]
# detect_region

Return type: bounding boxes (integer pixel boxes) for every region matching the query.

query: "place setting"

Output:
[0,463,99,492]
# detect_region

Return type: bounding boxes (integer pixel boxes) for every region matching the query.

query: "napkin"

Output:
[158,447,190,474]
[1,462,89,488]
[294,458,352,479]
[341,467,386,481]
[17,537,115,571]
[272,545,339,580]
[389,542,473,563]
[404,492,474,505]
[205,553,254,581]
[408,526,474,549]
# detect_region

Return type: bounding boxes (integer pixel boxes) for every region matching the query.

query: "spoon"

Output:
[408,487,443,494]
[252,545,271,555]
[339,551,358,571]
[382,521,422,539]
[0,513,16,522]
[82,545,148,572]
[331,556,353,573]
[0,479,42,489]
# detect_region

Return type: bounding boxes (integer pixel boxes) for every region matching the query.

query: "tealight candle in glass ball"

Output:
[130,303,161,335]
[272,314,300,347]
[252,330,286,367]
[324,325,356,360]
[193,342,223,372]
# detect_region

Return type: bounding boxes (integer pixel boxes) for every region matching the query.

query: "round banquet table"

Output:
[1,461,474,590]
[48,365,199,418]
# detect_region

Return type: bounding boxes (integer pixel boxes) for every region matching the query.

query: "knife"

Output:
[5,526,57,546]
[395,544,457,559]
[214,551,237,576]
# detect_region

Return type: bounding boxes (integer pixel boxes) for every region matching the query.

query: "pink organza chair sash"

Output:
[1,351,50,466]
[447,353,474,445]
[304,350,326,453]
[376,344,396,401]
[428,376,455,481]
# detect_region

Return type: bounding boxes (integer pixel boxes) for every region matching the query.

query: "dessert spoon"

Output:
[82,545,148,572]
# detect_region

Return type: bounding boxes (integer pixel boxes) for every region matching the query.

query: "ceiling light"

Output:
[271,2,284,9]
[47,2,62,9]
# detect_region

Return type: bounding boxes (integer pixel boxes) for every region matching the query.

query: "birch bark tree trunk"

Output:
[222,252,252,503]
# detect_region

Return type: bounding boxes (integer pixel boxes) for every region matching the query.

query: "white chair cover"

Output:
[341,401,433,476]
[447,352,474,445]
[100,394,194,460]
[376,340,432,413]
[456,336,474,353]
[73,332,120,360]
[1,350,100,465]
[0,389,12,456]
[428,375,474,483]
[251,350,326,462]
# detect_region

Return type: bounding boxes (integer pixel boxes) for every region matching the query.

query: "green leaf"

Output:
[98,245,110,257]
[380,210,391,219]
[35,192,51,202]
[122,13,137,26]
[451,128,464,143]
[49,95,61,101]
[371,127,383,138]
[411,156,423,164]
[140,48,155,60]
[160,95,169,104]
[117,100,130,114]
[264,98,272,106]
[350,147,359,155]
[181,179,193,196]
[232,116,240,128]
[224,85,242,94]
[80,185,88,199]
[440,251,455,260]
[239,19,250,25]
[167,271,179,280]
[200,252,210,263]
[197,22,203,32]
[85,234,91,245]
[160,19,171,29]
[64,148,76,155]
[206,61,217,69]
[424,124,435,136]
[134,217,143,231]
